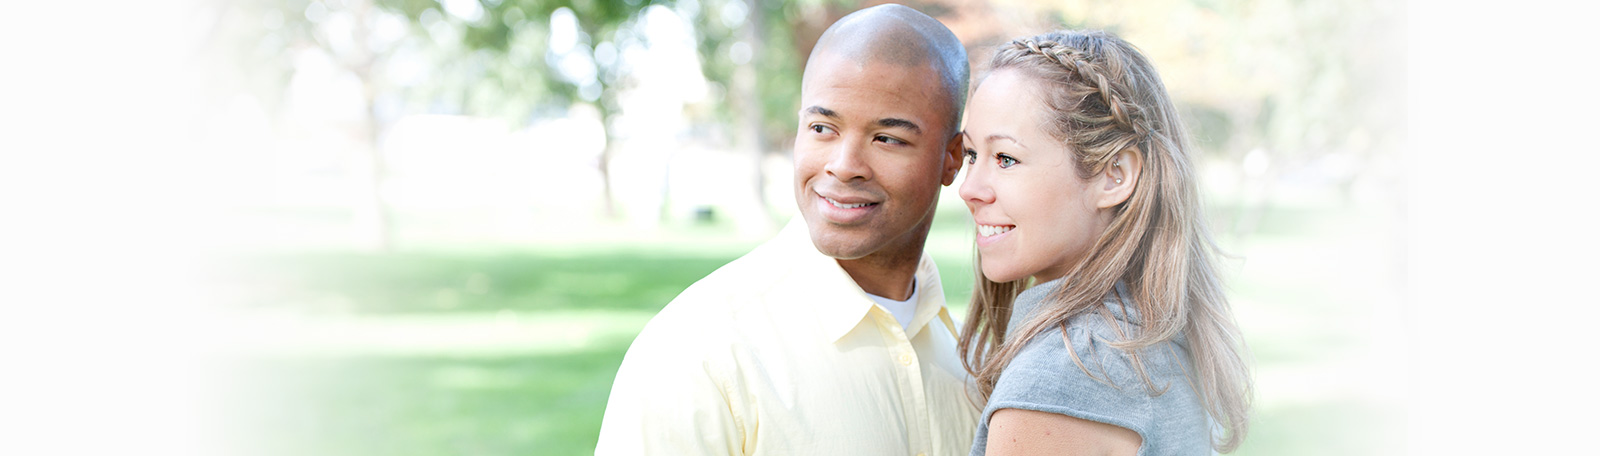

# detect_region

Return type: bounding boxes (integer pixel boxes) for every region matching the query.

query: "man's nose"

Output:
[823,138,872,182]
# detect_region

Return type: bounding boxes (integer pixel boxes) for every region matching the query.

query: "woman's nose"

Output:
[958,162,993,206]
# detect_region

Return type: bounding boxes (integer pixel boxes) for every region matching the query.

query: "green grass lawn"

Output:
[213,247,746,456]
[212,203,1404,455]
[216,249,746,314]
[219,349,631,456]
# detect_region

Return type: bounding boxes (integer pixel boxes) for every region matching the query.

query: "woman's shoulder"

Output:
[995,299,1198,403]
[1003,314,1147,395]
[984,322,1156,445]
[989,305,1209,452]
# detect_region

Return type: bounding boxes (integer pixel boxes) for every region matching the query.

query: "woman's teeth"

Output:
[826,197,874,209]
[977,224,1013,237]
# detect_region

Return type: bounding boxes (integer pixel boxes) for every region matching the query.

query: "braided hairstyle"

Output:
[956,30,1253,452]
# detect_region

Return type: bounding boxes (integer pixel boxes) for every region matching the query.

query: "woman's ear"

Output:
[1096,148,1142,209]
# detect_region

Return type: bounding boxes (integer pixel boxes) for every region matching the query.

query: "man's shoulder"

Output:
[673,244,789,308]
[633,238,797,342]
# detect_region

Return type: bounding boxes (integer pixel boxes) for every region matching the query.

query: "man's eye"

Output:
[874,135,905,146]
[810,124,834,134]
[997,154,1018,168]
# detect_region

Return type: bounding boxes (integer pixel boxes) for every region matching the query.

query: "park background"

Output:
[5,0,1596,455]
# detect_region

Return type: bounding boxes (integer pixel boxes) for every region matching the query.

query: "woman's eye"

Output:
[997,154,1018,168]
[874,135,905,146]
[963,149,976,164]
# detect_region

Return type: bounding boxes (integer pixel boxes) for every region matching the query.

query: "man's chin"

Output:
[807,226,878,260]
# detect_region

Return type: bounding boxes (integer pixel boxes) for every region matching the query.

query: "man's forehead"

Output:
[815,33,933,69]
[800,80,940,116]
[800,81,948,137]
[801,54,942,97]
[803,49,939,82]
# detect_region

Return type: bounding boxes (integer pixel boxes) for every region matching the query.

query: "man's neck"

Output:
[837,246,923,301]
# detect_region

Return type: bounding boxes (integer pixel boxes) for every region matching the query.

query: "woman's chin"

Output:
[980,267,1025,284]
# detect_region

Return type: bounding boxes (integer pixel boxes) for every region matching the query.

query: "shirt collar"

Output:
[775,218,954,343]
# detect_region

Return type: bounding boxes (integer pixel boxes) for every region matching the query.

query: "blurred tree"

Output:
[439,0,836,230]
[209,0,1396,247]
[419,0,644,221]
[208,0,857,247]
[962,0,1403,238]
[206,0,536,251]
[683,0,822,231]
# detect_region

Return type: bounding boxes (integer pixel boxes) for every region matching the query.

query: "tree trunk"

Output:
[355,89,391,252]
[596,103,619,220]
[349,0,391,252]
[733,0,774,235]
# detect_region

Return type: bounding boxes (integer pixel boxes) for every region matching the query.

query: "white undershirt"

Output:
[865,277,919,331]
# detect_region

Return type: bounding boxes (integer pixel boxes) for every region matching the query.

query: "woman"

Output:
[957,30,1252,455]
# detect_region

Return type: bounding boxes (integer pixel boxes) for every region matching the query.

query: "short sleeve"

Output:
[595,305,749,455]
[982,325,1153,439]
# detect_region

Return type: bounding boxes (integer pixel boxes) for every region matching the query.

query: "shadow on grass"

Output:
[217,340,629,456]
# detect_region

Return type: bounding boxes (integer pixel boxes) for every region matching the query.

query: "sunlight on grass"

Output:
[227,310,656,357]
[212,201,1403,455]
[218,345,631,456]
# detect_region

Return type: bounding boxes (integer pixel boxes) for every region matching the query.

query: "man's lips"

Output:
[814,187,882,208]
[812,190,882,224]
[823,196,879,209]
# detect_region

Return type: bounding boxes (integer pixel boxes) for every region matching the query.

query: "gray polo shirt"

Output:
[970,279,1213,456]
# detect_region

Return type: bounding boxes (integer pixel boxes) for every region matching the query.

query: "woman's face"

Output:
[959,69,1110,284]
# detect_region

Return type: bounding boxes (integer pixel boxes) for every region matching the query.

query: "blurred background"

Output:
[2,0,1415,454]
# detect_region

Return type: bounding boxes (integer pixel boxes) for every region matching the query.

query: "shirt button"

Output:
[898,353,913,365]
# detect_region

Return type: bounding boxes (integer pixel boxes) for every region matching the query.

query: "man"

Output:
[596,4,975,454]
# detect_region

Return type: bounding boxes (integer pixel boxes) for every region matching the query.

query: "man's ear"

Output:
[1096,148,1143,208]
[941,133,964,186]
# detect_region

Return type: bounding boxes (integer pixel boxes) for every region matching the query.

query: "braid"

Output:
[1011,37,1155,142]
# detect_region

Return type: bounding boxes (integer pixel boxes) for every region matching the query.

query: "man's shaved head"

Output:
[803,4,969,134]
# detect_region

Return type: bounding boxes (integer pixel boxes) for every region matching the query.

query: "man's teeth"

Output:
[977,224,1013,237]
[826,197,874,209]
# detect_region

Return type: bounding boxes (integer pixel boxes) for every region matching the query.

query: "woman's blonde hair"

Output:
[956,30,1253,452]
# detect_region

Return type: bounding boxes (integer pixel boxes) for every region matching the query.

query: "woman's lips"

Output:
[975,223,1014,247]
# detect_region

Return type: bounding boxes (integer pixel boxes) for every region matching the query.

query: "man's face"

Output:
[793,53,962,261]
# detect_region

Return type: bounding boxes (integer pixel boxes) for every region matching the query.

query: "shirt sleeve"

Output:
[595,308,749,456]
[982,325,1153,439]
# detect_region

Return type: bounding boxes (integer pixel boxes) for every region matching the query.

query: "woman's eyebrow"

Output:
[986,133,1024,148]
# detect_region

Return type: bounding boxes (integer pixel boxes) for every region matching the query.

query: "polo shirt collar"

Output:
[776,218,956,343]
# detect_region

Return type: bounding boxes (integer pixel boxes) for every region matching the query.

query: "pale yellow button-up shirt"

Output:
[596,218,981,455]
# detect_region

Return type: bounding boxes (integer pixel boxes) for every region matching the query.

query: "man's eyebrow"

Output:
[802,106,839,118]
[877,117,922,135]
